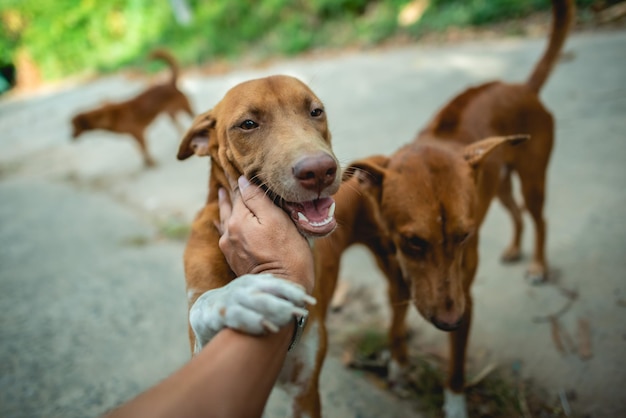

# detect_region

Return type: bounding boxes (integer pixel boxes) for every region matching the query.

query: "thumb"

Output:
[238,176,274,217]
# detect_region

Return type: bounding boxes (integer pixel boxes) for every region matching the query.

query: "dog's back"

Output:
[70,49,194,166]
[121,50,192,125]
[72,49,192,133]
[421,0,574,145]
[417,0,574,240]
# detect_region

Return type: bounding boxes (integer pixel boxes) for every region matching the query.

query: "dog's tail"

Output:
[526,0,575,93]
[149,49,180,85]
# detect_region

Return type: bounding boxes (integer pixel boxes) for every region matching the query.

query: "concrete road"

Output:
[1,29,625,417]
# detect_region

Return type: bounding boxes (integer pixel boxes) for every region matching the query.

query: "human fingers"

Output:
[237,292,307,330]
[237,176,284,222]
[221,304,273,334]
[240,273,317,306]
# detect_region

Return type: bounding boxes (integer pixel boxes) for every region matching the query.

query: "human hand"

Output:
[218,176,315,294]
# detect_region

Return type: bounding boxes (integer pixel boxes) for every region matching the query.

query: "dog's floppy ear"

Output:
[177,110,216,161]
[463,134,529,167]
[343,155,390,205]
[343,154,389,185]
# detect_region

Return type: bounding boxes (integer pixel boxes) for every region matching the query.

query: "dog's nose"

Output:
[431,313,464,332]
[293,153,337,192]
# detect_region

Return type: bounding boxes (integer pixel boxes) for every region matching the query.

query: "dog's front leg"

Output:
[189,273,315,355]
[386,275,411,394]
[278,318,325,418]
[443,302,472,418]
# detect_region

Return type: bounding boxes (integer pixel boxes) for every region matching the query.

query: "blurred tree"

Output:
[0,0,598,85]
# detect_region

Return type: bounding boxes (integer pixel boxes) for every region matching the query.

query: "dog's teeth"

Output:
[298,209,334,228]
[328,202,336,218]
[309,218,332,227]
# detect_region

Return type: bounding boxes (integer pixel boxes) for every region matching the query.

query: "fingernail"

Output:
[238,176,250,191]
[261,319,279,333]
[218,188,226,202]
[292,307,308,317]
[304,295,317,306]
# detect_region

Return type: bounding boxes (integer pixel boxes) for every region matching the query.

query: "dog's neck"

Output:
[207,150,244,203]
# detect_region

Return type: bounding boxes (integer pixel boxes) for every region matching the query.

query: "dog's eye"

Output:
[401,235,428,256]
[239,120,259,130]
[310,108,323,117]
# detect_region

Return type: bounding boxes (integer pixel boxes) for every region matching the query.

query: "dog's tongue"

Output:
[284,197,336,237]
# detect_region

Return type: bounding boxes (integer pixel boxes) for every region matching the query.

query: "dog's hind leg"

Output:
[167,111,186,137]
[132,132,156,167]
[168,97,194,137]
[181,96,194,117]
[497,167,524,263]
[518,168,549,283]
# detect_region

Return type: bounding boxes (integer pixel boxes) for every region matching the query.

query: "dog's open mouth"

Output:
[282,197,336,237]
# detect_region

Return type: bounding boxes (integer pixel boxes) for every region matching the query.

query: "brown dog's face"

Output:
[351,135,528,331]
[352,143,476,331]
[178,75,341,237]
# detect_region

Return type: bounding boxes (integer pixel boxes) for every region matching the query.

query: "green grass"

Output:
[1,0,597,82]
[340,326,574,417]
[120,235,152,247]
[156,218,191,241]
[120,218,191,246]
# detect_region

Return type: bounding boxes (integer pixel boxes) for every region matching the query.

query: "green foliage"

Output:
[409,0,595,35]
[0,0,592,82]
[311,0,371,18]
[426,0,550,25]
[0,0,170,77]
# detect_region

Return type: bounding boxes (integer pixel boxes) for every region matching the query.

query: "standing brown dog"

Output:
[177,75,341,418]
[70,49,193,167]
[316,1,574,416]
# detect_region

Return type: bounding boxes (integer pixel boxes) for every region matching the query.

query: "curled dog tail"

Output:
[526,0,575,93]
[149,49,180,85]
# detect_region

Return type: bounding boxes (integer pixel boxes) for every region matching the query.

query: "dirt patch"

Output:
[325,282,584,417]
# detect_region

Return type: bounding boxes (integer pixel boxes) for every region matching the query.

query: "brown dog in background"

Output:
[177,75,341,418]
[316,1,574,417]
[70,49,193,167]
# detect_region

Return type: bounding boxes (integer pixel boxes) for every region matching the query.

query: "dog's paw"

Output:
[387,358,412,398]
[220,273,313,333]
[525,261,548,284]
[443,389,468,418]
[500,245,522,263]
[190,273,315,352]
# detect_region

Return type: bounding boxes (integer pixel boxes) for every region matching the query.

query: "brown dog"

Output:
[316,1,574,416]
[177,75,340,417]
[70,49,194,167]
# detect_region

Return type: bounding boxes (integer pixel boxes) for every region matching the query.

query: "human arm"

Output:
[105,177,315,418]
[105,325,293,418]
